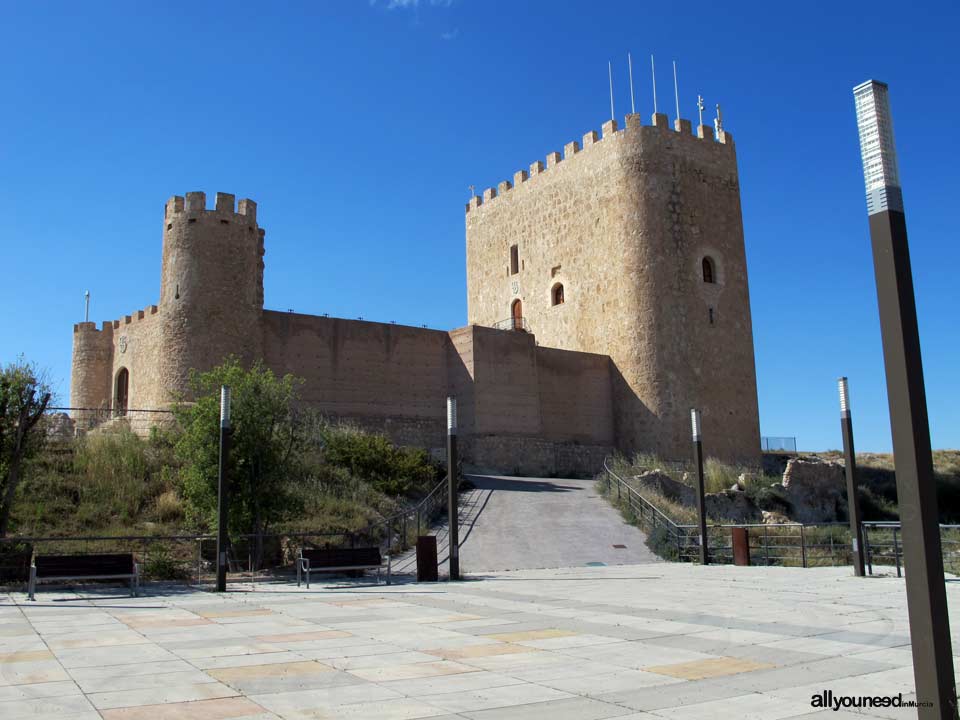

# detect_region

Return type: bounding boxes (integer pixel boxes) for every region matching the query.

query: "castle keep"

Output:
[71,111,761,473]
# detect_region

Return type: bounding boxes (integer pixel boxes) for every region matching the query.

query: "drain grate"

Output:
[612,544,627,549]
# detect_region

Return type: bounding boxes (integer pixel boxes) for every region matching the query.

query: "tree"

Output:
[0,359,52,537]
[173,358,304,567]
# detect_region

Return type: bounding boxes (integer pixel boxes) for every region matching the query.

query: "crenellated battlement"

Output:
[164,191,258,225]
[465,113,734,213]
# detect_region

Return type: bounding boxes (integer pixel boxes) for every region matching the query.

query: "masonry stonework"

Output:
[71,112,760,473]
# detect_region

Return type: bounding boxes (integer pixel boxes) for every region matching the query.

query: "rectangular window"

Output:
[510,245,519,275]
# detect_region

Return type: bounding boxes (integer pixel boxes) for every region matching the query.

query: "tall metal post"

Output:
[215,385,232,592]
[854,79,956,719]
[838,377,866,576]
[446,396,460,581]
[691,409,709,565]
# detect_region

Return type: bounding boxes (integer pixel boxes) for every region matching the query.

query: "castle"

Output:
[71,111,760,474]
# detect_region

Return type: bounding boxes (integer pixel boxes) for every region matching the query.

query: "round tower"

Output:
[158,191,265,402]
[70,321,114,423]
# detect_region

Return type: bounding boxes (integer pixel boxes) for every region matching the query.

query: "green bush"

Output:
[317,423,440,498]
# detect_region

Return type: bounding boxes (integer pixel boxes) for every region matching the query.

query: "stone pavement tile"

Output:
[167,641,282,660]
[52,642,178,668]
[458,652,619,681]
[116,615,213,630]
[424,643,535,660]
[0,693,102,720]
[100,696,273,720]
[644,656,774,680]
[460,696,635,720]
[648,690,813,720]
[410,613,487,624]
[758,635,889,656]
[421,683,575,713]
[254,629,351,643]
[68,659,197,680]
[305,698,456,719]
[0,648,53,662]
[198,608,276,620]
[327,650,442,670]
[721,656,899,693]
[486,628,578,642]
[558,640,718,669]
[516,633,625,650]
[44,630,150,649]
[0,659,71,685]
[595,676,751,711]
[210,661,365,695]
[193,651,309,670]
[0,679,82,701]
[382,669,524,697]
[296,641,412,660]
[88,680,240,710]
[76,669,219,693]
[349,659,479,682]
[847,646,916,665]
[250,682,404,715]
[536,669,683,695]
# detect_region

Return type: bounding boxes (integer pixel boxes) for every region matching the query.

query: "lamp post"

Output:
[838,378,866,576]
[446,396,460,581]
[215,385,232,592]
[853,79,956,718]
[691,409,709,565]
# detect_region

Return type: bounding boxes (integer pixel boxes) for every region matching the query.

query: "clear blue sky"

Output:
[2,1,958,453]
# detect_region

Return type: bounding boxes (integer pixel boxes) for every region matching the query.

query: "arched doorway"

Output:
[115,368,129,417]
[511,299,523,331]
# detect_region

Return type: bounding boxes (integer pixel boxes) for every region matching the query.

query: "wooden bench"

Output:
[28,553,140,600]
[297,547,390,587]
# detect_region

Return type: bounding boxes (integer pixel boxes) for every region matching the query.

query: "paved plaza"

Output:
[2,563,955,719]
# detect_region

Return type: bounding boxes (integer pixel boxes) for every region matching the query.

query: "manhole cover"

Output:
[612,544,627,549]
[586,561,607,567]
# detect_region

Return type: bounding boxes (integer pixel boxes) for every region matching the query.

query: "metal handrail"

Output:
[602,457,682,533]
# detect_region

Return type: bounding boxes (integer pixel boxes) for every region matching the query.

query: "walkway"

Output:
[392,474,659,576]
[1,564,947,719]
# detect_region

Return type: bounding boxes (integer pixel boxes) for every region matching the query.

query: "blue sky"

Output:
[2,1,957,453]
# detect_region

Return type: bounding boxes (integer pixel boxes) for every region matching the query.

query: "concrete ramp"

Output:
[392,474,659,575]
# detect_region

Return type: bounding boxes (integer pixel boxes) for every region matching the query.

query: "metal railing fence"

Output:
[862,522,960,577]
[761,436,798,452]
[602,458,852,567]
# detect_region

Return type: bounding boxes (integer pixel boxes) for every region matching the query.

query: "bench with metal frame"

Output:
[297,546,390,587]
[28,553,140,600]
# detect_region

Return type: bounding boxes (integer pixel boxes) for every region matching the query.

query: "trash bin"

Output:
[731,527,750,566]
[416,536,439,582]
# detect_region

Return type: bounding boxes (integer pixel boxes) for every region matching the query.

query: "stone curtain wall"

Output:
[263,312,451,452]
[465,114,760,464]
[262,315,615,475]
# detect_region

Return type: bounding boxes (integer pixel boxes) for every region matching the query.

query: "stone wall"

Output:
[262,312,451,452]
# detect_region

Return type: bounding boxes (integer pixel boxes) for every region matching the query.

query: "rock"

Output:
[633,470,695,505]
[762,510,791,525]
[780,456,845,523]
[705,490,762,524]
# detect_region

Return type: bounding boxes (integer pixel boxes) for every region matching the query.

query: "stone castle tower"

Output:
[72,192,265,413]
[71,112,760,471]
[465,112,760,463]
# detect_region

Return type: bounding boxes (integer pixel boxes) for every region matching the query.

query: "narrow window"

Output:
[702,257,716,284]
[551,283,565,306]
[510,245,519,275]
[115,368,129,417]
[708,307,715,325]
